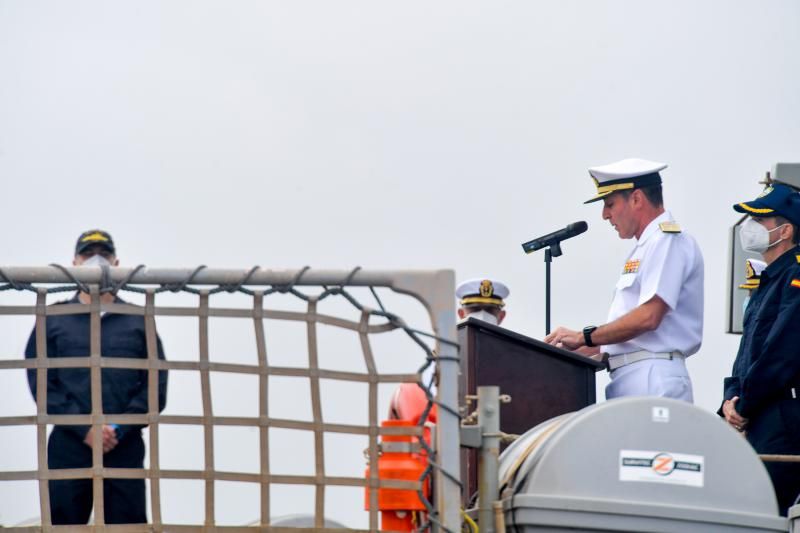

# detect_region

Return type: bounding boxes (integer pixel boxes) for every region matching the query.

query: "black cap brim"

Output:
[76,242,115,255]
[584,191,615,204]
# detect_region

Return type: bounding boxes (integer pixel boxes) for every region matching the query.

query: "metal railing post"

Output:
[478,386,500,533]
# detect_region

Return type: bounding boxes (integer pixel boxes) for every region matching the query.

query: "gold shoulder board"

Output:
[659,222,682,233]
[796,254,800,264]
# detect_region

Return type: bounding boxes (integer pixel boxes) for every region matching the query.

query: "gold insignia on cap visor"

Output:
[479,279,494,298]
[461,279,502,304]
[81,231,110,243]
[456,277,509,307]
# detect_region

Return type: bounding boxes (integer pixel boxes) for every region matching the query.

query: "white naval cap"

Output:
[456,278,509,307]
[739,258,767,290]
[585,158,667,204]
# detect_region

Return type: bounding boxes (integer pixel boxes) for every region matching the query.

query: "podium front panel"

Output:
[457,318,603,504]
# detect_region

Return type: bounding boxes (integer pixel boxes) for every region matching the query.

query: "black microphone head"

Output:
[521,240,537,254]
[521,220,588,254]
[568,221,588,235]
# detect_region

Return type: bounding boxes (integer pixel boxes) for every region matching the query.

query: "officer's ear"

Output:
[780,222,796,243]
[629,189,645,210]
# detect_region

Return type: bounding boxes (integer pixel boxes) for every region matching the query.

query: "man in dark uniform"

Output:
[720,184,800,515]
[25,229,168,524]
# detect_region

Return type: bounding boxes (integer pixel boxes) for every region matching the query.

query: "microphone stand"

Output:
[544,242,562,335]
[521,222,587,336]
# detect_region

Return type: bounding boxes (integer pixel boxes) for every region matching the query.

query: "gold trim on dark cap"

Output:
[75,229,115,255]
[736,202,775,214]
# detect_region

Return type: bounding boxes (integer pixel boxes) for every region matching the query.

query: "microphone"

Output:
[521,221,588,254]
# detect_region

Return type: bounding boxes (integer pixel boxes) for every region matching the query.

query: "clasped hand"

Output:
[722,396,748,432]
[84,425,119,453]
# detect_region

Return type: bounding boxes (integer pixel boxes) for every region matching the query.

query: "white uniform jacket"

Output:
[602,211,704,401]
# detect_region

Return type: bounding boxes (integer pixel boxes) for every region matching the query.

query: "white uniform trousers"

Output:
[605,357,693,403]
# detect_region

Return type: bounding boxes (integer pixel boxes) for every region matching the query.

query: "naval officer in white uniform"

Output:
[544,158,704,402]
[455,278,509,326]
[387,277,510,421]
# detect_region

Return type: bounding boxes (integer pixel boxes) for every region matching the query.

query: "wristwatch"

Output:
[582,325,598,347]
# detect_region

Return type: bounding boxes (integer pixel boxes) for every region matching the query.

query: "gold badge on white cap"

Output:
[456,278,509,307]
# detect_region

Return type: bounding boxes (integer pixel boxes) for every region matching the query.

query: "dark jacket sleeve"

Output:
[718,342,746,416]
[118,334,167,438]
[736,279,800,418]
[25,323,91,440]
[718,378,741,417]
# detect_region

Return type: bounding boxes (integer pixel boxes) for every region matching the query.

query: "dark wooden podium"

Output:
[458,317,604,502]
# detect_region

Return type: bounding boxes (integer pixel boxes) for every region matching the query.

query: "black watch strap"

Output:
[583,326,598,347]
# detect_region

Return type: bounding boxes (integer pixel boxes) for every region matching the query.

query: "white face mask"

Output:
[462,309,499,325]
[81,254,112,267]
[739,218,787,254]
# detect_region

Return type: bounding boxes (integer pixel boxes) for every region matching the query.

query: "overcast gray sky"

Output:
[1,0,800,526]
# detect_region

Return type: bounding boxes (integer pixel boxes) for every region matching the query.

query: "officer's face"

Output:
[751,216,794,247]
[602,192,637,239]
[751,216,779,232]
[457,305,506,325]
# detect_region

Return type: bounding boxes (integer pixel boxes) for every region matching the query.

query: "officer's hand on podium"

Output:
[543,326,584,351]
[574,346,602,358]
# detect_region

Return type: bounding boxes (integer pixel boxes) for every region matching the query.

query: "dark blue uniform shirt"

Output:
[723,246,800,418]
[25,294,168,441]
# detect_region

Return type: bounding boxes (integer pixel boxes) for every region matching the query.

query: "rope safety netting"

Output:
[0,265,461,532]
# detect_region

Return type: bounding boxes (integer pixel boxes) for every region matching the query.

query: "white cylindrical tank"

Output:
[790,505,800,533]
[499,397,786,532]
